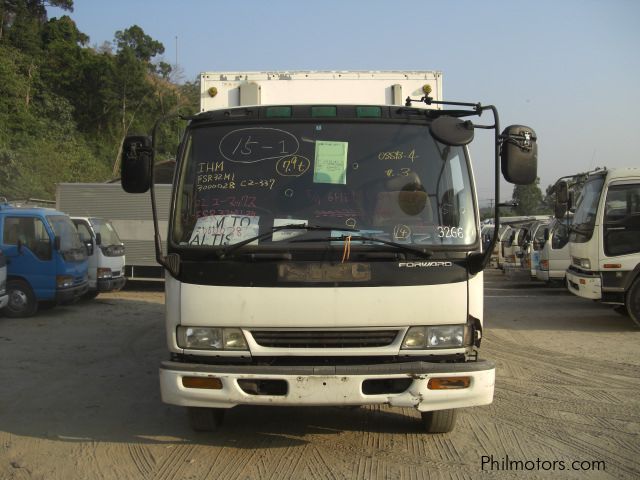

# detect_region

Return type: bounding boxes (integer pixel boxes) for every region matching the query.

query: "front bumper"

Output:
[566,268,601,300]
[56,281,89,303]
[160,359,495,412]
[0,293,8,310]
[97,275,126,292]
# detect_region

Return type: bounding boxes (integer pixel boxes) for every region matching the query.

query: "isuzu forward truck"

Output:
[120,71,537,433]
[563,168,640,325]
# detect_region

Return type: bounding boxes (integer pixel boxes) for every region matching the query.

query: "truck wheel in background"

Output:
[188,407,225,431]
[4,279,38,318]
[421,409,457,433]
[625,277,640,327]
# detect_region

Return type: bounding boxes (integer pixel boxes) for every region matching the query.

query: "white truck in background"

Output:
[563,168,640,325]
[56,181,172,281]
[536,217,572,285]
[120,70,538,433]
[70,217,126,297]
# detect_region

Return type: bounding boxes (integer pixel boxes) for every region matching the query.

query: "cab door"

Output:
[2,215,56,300]
[602,182,640,260]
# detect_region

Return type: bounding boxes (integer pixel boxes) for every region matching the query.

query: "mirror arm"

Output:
[478,105,501,272]
[148,113,181,275]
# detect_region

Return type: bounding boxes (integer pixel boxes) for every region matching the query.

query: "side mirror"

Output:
[555,181,569,219]
[95,232,102,246]
[121,136,153,193]
[500,125,537,185]
[54,236,61,251]
[85,240,94,256]
[17,239,23,254]
[543,228,549,242]
[429,116,475,146]
[556,181,568,204]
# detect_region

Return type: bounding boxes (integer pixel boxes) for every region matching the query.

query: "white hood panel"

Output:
[179,282,468,328]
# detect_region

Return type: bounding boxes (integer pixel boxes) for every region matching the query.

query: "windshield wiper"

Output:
[290,234,433,259]
[216,224,359,259]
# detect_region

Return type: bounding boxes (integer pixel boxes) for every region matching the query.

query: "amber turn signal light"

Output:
[427,376,471,390]
[182,376,223,389]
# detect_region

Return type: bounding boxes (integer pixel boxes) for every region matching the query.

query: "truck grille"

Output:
[250,330,400,348]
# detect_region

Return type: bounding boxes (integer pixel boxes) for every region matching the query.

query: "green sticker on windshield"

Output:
[313,141,348,185]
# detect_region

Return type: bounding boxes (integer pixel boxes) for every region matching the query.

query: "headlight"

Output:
[401,325,468,349]
[177,327,248,350]
[56,275,73,288]
[572,257,591,270]
[97,268,112,279]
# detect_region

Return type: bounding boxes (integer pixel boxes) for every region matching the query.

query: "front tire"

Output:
[421,409,457,433]
[625,278,640,328]
[3,279,38,318]
[187,407,225,432]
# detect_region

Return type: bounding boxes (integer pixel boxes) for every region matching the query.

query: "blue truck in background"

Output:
[0,203,89,317]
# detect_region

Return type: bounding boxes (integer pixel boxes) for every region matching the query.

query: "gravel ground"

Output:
[1,270,639,479]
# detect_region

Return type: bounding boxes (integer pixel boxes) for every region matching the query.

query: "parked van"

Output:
[536,218,571,284]
[522,220,551,278]
[496,225,513,270]
[503,226,529,272]
[71,217,126,298]
[0,204,88,317]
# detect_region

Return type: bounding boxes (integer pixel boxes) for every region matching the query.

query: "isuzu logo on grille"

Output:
[398,261,453,268]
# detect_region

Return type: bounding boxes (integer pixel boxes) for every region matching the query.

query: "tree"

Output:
[114,25,164,63]
[511,178,549,216]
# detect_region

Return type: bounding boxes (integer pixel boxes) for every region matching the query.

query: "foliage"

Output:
[510,178,550,216]
[0,1,199,200]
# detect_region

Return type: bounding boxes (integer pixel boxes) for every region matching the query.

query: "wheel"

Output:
[3,279,38,318]
[625,277,640,328]
[187,407,225,432]
[421,409,457,433]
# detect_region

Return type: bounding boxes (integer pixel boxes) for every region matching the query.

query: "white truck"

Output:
[120,71,538,433]
[564,168,640,325]
[56,181,172,281]
[536,217,571,284]
[70,217,126,297]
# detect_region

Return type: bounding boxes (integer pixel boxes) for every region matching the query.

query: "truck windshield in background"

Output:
[173,121,477,251]
[47,215,86,261]
[90,218,122,247]
[569,176,605,243]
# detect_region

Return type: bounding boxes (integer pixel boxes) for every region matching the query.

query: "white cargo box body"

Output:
[200,71,443,112]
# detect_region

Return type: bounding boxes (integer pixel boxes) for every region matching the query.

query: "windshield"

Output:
[90,218,122,246]
[173,120,478,252]
[47,215,85,256]
[570,176,605,243]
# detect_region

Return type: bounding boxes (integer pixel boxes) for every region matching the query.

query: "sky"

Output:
[48,0,640,205]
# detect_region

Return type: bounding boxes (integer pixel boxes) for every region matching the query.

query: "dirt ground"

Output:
[1,270,639,479]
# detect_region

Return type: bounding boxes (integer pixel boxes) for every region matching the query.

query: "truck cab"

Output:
[0,204,88,317]
[522,220,550,278]
[71,217,126,297]
[120,71,537,433]
[565,168,640,324]
[536,218,571,284]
